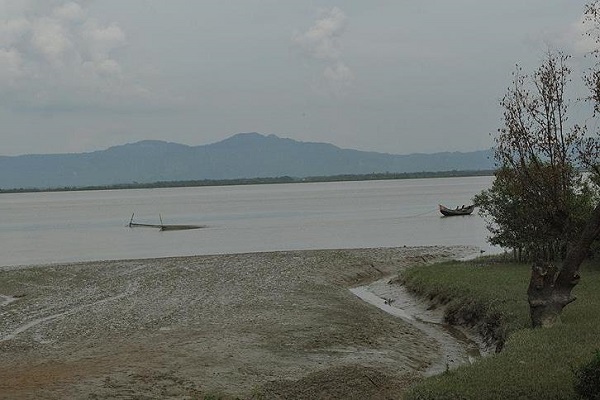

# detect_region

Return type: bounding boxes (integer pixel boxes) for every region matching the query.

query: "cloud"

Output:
[0,47,23,82]
[0,18,31,47]
[294,7,346,60]
[31,17,73,64]
[0,0,151,112]
[322,61,354,94]
[53,2,85,21]
[564,14,598,56]
[82,21,125,60]
[294,7,354,95]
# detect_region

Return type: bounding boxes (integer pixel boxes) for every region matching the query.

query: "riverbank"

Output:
[0,246,477,399]
[399,257,600,399]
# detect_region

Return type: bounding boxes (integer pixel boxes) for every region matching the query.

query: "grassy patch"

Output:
[399,257,600,399]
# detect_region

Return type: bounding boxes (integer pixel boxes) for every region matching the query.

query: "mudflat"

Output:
[0,246,476,399]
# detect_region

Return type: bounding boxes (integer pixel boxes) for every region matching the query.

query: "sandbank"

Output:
[0,246,478,399]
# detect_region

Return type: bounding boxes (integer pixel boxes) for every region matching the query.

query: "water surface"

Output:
[0,176,498,267]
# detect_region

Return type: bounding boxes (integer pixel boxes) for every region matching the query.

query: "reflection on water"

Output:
[0,176,500,267]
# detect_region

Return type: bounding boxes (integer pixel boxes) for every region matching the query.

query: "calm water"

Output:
[0,176,499,267]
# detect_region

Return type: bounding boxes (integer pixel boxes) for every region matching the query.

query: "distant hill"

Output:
[0,133,494,189]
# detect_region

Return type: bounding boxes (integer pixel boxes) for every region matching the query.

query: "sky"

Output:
[0,0,596,156]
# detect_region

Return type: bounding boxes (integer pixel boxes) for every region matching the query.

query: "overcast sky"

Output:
[0,0,595,156]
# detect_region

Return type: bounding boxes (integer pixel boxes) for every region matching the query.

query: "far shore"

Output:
[0,246,479,399]
[0,170,494,194]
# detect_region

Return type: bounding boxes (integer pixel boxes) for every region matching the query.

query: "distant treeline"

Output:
[0,170,494,194]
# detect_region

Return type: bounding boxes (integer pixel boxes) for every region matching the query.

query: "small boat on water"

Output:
[439,204,475,217]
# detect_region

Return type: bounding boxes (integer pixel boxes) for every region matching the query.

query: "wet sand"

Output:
[351,276,491,376]
[0,246,478,399]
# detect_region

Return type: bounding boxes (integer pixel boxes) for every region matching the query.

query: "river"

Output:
[0,176,499,267]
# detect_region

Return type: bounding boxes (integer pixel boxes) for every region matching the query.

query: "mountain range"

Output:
[0,133,494,189]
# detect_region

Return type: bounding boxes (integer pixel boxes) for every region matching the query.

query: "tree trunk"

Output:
[527,262,576,327]
[527,203,600,327]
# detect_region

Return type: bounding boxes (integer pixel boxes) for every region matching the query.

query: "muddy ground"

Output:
[0,246,477,399]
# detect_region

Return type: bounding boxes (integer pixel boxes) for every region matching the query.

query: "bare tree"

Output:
[477,49,600,327]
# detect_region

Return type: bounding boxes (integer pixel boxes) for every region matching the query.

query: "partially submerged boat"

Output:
[438,204,475,217]
[128,213,205,231]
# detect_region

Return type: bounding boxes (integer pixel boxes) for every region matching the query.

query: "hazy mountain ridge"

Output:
[0,133,494,189]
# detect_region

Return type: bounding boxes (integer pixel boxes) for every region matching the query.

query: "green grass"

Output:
[400,257,600,400]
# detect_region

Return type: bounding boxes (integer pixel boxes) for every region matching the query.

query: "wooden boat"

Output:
[439,204,475,217]
[128,213,205,231]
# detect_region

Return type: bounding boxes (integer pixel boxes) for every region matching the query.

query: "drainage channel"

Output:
[350,276,490,376]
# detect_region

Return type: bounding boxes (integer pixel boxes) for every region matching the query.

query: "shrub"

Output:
[573,350,600,400]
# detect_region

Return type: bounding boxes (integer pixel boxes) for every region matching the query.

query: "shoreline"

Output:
[0,244,495,271]
[0,245,480,399]
[351,275,492,377]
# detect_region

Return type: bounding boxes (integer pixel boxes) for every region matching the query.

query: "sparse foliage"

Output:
[475,10,600,326]
[475,51,592,262]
